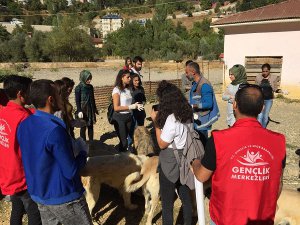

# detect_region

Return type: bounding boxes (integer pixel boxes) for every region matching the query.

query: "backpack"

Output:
[173,125,205,190]
[107,101,115,124]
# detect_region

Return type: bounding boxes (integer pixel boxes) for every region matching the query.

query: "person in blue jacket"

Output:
[17,79,92,225]
[185,62,220,145]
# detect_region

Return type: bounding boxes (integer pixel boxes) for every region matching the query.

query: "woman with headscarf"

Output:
[75,70,98,141]
[222,64,247,127]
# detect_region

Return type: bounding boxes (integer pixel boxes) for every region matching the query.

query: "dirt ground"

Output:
[0,64,299,225]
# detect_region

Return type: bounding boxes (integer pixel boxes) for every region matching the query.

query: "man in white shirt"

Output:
[131,56,144,79]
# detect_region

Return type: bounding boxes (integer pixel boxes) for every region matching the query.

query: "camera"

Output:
[152,104,160,111]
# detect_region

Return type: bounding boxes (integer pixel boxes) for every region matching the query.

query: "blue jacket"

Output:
[189,81,220,131]
[17,110,86,205]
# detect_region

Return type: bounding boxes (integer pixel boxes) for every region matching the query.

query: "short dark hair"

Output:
[133,56,144,63]
[185,60,193,67]
[29,79,57,109]
[3,75,32,100]
[187,62,200,75]
[235,85,264,117]
[261,63,271,71]
[61,77,75,89]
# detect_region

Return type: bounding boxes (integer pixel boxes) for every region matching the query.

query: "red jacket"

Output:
[210,118,285,225]
[0,101,33,195]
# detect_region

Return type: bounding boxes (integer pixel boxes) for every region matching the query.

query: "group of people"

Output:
[160,61,286,225]
[0,76,93,225]
[0,58,288,225]
[111,56,146,152]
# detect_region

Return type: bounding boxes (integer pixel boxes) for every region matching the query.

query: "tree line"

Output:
[0,5,224,63]
[0,16,99,62]
[103,8,224,61]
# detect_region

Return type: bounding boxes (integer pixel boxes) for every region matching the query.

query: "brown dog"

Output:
[81,152,148,215]
[124,156,160,225]
[275,189,300,225]
[133,126,156,156]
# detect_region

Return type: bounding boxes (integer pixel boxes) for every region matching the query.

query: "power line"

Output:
[1,0,198,18]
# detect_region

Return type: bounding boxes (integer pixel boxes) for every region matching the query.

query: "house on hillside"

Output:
[211,0,300,98]
[101,14,123,38]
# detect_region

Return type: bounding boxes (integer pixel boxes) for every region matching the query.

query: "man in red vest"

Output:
[0,75,41,225]
[192,84,286,225]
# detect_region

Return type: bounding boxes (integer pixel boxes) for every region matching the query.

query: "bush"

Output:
[0,69,33,83]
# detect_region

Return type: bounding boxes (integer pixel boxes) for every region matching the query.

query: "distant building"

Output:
[101,14,123,38]
[211,0,300,98]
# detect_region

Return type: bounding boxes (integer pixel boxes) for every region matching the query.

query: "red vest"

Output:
[210,118,285,225]
[0,102,33,195]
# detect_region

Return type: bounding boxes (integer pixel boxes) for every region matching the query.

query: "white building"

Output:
[211,0,300,98]
[101,14,123,38]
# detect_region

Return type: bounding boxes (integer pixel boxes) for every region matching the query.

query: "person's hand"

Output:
[150,109,158,122]
[128,103,138,110]
[137,103,144,111]
[281,90,289,95]
[78,112,83,119]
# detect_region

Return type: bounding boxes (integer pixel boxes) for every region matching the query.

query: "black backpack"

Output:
[107,101,115,124]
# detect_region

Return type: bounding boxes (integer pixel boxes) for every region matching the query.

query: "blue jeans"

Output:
[37,195,93,225]
[10,190,41,225]
[258,99,273,128]
[159,170,192,225]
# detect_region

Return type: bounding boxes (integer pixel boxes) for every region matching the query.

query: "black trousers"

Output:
[10,190,41,225]
[80,125,94,141]
[159,170,192,225]
[113,112,132,152]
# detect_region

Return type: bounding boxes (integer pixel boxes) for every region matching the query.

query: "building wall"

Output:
[223,23,300,98]
[101,18,122,38]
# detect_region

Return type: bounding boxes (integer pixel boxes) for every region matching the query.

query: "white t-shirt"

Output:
[160,114,193,149]
[112,87,132,114]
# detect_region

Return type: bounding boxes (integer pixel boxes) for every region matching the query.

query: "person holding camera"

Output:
[255,63,287,128]
[151,80,193,225]
[112,69,144,152]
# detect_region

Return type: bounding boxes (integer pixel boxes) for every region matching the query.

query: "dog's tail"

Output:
[124,170,151,193]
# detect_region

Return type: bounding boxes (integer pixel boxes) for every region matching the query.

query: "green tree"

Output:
[190,18,212,39]
[26,0,42,11]
[0,25,11,42]
[200,0,212,10]
[214,2,221,13]
[24,31,48,62]
[43,16,96,61]
[6,33,27,62]
[45,0,67,13]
